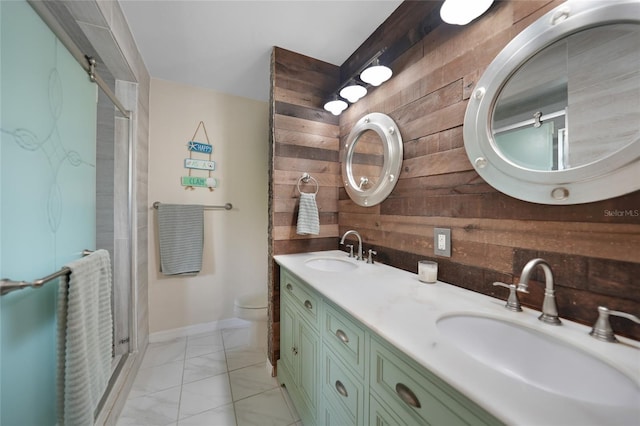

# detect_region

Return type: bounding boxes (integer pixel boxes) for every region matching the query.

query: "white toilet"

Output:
[234,292,268,349]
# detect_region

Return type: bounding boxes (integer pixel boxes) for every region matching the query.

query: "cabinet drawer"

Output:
[323,302,366,378]
[370,337,498,426]
[282,271,320,329]
[370,393,406,426]
[323,351,364,426]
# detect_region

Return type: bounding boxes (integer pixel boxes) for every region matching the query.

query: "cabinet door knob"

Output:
[304,300,313,310]
[335,329,350,344]
[291,346,298,356]
[396,383,421,408]
[335,380,349,398]
[286,283,293,291]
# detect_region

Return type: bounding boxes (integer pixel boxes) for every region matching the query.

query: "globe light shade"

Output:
[340,84,367,103]
[324,99,348,116]
[440,0,494,25]
[360,64,392,87]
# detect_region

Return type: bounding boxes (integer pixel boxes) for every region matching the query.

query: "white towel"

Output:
[57,249,113,426]
[296,192,320,235]
[157,204,204,275]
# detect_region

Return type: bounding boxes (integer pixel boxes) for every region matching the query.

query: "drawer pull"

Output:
[304,300,313,310]
[335,329,350,344]
[396,383,421,408]
[335,380,348,398]
[286,283,293,291]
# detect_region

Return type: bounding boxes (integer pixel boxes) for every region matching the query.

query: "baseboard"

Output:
[149,317,250,343]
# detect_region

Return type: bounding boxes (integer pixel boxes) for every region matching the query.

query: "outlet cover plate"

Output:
[434,228,451,257]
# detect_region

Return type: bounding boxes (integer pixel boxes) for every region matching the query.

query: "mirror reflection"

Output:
[350,129,384,191]
[492,23,640,171]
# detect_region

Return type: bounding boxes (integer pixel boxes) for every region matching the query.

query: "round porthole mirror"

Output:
[342,113,403,207]
[464,1,640,205]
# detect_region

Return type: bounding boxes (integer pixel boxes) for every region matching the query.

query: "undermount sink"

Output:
[304,256,358,272]
[437,314,640,407]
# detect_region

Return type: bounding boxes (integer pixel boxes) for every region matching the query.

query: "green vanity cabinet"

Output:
[277,267,501,426]
[279,271,321,425]
[369,337,501,426]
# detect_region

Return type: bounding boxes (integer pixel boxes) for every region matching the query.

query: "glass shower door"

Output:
[1,0,97,423]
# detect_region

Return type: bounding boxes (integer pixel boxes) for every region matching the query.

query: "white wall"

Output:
[148,78,269,334]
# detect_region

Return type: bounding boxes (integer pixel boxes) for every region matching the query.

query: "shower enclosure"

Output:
[1,0,137,423]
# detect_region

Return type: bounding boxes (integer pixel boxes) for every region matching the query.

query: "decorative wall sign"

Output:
[187,141,212,154]
[181,176,218,188]
[184,158,215,171]
[182,121,216,191]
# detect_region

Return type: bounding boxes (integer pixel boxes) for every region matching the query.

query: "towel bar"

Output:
[152,201,233,210]
[0,249,95,296]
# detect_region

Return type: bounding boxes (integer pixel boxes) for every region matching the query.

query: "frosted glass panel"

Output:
[1,0,97,424]
[495,122,555,171]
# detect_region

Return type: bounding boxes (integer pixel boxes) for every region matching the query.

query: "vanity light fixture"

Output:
[360,59,392,87]
[340,82,367,103]
[324,97,348,116]
[440,0,494,25]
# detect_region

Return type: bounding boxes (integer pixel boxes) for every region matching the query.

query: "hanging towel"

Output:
[157,203,205,275]
[296,192,320,235]
[57,249,113,426]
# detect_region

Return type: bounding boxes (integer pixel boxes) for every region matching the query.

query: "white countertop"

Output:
[274,250,640,426]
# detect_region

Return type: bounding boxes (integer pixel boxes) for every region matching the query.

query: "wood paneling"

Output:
[270,0,640,366]
[268,47,341,366]
[337,0,640,340]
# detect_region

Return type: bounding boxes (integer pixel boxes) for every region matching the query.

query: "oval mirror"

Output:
[342,112,403,207]
[464,1,640,204]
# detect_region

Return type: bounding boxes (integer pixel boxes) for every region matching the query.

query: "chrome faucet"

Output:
[517,258,561,325]
[340,230,363,261]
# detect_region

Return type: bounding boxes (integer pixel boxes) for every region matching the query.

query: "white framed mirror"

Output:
[342,112,403,207]
[464,1,640,205]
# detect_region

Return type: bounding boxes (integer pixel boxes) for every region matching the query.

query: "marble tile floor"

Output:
[117,326,302,426]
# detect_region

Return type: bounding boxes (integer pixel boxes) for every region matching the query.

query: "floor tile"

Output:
[221,327,251,351]
[183,350,228,384]
[141,338,187,369]
[179,373,233,419]
[116,386,181,426]
[178,403,237,426]
[234,387,295,426]
[186,331,225,359]
[119,325,300,426]
[229,362,278,401]
[129,360,184,399]
[225,347,267,371]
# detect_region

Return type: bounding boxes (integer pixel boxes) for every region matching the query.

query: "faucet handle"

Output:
[345,244,354,258]
[367,249,377,264]
[493,282,523,312]
[590,306,640,343]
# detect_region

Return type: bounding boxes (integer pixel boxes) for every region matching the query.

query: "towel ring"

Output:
[297,173,319,195]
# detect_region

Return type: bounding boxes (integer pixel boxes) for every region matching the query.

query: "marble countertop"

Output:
[274,250,640,426]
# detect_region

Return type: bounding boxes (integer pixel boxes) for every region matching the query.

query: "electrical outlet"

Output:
[434,228,451,257]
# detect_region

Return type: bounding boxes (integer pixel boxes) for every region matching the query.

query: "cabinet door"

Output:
[280,297,297,378]
[298,317,320,415]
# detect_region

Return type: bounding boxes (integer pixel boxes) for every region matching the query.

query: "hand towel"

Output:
[157,203,205,275]
[296,192,320,235]
[57,249,113,426]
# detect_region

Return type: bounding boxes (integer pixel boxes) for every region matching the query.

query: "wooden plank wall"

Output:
[338,0,640,340]
[268,47,341,365]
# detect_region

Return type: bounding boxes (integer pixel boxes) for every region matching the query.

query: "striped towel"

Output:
[296,192,320,235]
[57,250,113,426]
[157,204,204,275]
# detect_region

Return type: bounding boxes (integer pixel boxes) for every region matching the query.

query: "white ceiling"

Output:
[118,0,404,102]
